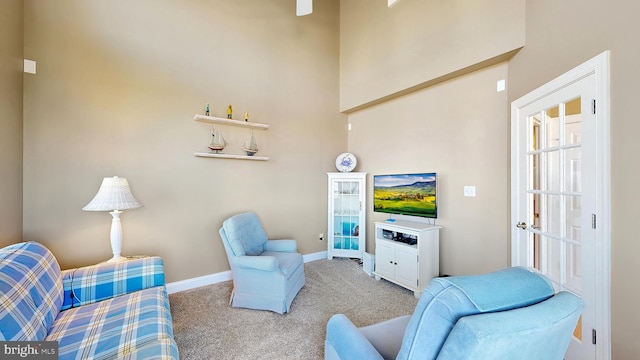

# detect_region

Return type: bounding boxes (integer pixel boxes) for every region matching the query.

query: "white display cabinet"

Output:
[374,220,440,297]
[327,172,366,259]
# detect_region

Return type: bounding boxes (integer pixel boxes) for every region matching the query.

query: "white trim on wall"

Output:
[166,270,232,294]
[166,251,328,294]
[302,250,329,263]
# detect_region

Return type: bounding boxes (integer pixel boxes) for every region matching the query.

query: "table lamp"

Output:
[83,176,142,263]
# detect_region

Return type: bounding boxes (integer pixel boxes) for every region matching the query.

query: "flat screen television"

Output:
[373,173,437,219]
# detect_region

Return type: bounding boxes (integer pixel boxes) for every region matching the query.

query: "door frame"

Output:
[510,51,611,359]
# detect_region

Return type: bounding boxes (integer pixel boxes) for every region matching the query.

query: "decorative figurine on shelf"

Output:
[205,103,210,116]
[244,111,249,122]
[242,130,259,156]
[208,126,226,153]
[227,105,233,119]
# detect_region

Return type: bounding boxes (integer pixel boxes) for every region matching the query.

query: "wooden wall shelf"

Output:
[194,114,269,130]
[193,152,269,161]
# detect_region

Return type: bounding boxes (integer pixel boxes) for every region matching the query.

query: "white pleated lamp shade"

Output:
[83,176,142,211]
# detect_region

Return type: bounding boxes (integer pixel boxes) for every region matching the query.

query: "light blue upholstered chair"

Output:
[219,211,305,314]
[325,267,583,360]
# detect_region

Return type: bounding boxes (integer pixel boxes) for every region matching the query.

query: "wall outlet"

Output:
[319,233,324,241]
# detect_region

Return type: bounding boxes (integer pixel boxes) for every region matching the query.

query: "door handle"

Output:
[516,222,527,230]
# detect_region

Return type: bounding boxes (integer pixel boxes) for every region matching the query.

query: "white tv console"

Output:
[374,220,441,297]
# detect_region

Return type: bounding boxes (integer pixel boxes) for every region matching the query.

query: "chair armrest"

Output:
[359,315,411,360]
[265,239,297,252]
[325,314,384,360]
[61,256,165,310]
[235,255,278,272]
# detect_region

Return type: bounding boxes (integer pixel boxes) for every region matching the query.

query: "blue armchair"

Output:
[219,211,305,314]
[325,267,583,360]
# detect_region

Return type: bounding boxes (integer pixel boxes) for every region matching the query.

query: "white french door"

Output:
[511,51,610,359]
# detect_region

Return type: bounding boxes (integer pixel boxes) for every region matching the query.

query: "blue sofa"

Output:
[325,267,584,360]
[0,241,179,359]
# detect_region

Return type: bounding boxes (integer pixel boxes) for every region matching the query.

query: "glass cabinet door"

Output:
[327,173,366,259]
[332,180,361,251]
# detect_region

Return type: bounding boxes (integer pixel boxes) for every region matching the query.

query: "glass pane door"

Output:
[527,97,583,295]
[332,180,361,251]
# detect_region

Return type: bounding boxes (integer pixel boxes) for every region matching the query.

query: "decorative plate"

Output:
[335,153,357,172]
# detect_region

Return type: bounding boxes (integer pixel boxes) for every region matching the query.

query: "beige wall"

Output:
[348,63,510,276]
[509,1,640,358]
[22,0,344,282]
[0,0,24,246]
[339,0,524,112]
[340,0,522,276]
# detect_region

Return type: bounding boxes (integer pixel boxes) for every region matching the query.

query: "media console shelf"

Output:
[374,220,440,298]
[193,114,270,161]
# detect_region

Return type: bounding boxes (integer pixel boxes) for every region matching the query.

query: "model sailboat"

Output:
[242,130,259,156]
[208,126,226,153]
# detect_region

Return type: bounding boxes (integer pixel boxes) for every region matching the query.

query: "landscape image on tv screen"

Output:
[373,173,437,218]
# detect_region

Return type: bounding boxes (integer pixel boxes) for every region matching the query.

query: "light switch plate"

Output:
[464,186,476,197]
[24,59,36,74]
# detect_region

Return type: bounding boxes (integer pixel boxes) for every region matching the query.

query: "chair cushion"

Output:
[0,242,63,341]
[397,267,554,360]
[46,286,178,359]
[222,212,268,256]
[263,251,303,277]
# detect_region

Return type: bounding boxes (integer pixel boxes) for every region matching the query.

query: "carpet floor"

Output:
[169,258,418,359]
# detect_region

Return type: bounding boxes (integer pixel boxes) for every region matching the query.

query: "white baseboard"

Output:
[166,270,232,294]
[166,250,328,294]
[303,250,328,263]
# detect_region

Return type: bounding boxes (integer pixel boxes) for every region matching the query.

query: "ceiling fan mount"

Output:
[296,0,312,16]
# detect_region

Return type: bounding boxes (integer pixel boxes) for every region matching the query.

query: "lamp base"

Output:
[106,255,127,263]
[108,210,125,263]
